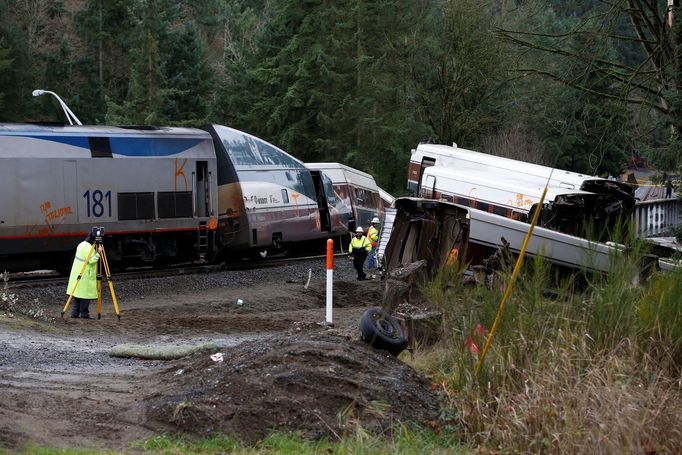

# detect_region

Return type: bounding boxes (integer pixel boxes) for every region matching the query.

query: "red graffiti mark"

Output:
[175,159,189,191]
[33,201,73,236]
[40,201,52,213]
[290,193,300,216]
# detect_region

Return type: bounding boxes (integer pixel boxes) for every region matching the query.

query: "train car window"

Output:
[281,189,290,204]
[355,188,368,206]
[118,192,155,220]
[158,191,193,218]
[214,126,304,168]
[371,192,380,209]
[320,173,338,206]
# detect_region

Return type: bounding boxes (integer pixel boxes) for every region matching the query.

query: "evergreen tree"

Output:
[162,21,216,126]
[106,0,178,124]
[410,0,505,146]
[488,2,630,176]
[0,38,12,114]
[75,0,136,122]
[225,0,433,192]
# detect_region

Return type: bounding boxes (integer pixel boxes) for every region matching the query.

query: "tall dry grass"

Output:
[410,235,682,453]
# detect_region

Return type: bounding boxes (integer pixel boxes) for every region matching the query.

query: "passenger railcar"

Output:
[0,123,367,272]
[408,142,609,195]
[410,142,635,241]
[206,126,349,257]
[0,124,217,273]
[305,162,384,233]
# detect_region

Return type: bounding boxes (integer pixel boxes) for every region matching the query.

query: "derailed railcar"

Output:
[0,124,217,273]
[305,162,385,233]
[410,142,635,242]
[382,198,469,281]
[206,126,348,257]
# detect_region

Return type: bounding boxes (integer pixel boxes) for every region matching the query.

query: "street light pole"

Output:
[32,89,83,126]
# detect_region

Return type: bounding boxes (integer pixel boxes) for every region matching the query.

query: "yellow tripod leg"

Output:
[62,243,96,317]
[100,248,121,320]
[97,255,103,319]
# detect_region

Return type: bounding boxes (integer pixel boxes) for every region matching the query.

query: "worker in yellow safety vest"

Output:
[367,217,380,269]
[65,231,102,319]
[348,226,371,280]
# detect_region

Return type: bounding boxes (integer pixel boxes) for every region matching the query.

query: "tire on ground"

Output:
[359,306,408,356]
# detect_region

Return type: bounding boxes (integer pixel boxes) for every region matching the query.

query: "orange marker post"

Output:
[326,239,334,326]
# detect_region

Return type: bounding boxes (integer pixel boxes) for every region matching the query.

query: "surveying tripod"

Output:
[62,226,121,320]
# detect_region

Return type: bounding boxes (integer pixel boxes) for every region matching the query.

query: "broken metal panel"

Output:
[467,207,616,273]
[376,207,396,266]
[531,190,635,242]
[383,196,682,283]
[383,198,469,281]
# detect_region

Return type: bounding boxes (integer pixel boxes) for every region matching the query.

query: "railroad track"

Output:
[4,253,337,289]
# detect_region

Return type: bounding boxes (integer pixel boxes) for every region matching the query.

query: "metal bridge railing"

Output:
[633,198,682,238]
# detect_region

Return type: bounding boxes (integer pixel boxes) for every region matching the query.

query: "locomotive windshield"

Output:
[211,124,305,169]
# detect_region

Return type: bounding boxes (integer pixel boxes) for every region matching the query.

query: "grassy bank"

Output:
[412,241,682,453]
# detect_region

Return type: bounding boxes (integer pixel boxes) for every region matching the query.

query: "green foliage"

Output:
[106,0,179,125]
[637,269,682,368]
[495,3,631,175]
[134,429,466,454]
[74,0,136,122]
[0,1,676,185]
[162,22,216,126]
[0,38,12,113]
[224,0,435,191]
[412,0,505,146]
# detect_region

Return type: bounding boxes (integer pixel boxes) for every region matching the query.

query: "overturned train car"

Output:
[409,143,635,242]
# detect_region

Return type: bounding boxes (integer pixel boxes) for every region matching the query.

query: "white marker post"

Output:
[325,239,334,326]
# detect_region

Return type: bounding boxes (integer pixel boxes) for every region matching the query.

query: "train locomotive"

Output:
[0,123,382,273]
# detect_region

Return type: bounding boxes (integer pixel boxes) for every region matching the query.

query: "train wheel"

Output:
[359,307,407,356]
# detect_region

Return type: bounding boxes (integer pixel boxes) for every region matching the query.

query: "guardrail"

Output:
[633,198,682,238]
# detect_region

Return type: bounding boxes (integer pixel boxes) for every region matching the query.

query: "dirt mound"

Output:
[138,333,438,442]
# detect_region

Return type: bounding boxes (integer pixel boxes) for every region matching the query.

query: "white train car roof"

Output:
[422,165,591,209]
[412,143,601,190]
[0,123,214,159]
[305,162,379,191]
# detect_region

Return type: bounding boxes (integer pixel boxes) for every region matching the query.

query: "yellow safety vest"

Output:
[367,225,379,246]
[66,241,100,299]
[349,236,371,253]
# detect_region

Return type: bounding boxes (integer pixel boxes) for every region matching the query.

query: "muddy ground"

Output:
[0,260,439,452]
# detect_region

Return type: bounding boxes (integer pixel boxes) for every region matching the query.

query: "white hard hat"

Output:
[355,226,364,233]
[371,217,380,224]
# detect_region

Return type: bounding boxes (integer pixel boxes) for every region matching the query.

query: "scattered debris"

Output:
[359,307,408,356]
[109,343,222,360]
[210,352,224,363]
[304,268,312,289]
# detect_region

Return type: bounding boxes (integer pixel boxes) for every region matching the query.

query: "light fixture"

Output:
[32,89,82,125]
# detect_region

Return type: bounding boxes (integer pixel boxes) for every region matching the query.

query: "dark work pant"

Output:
[70,297,91,318]
[352,249,368,280]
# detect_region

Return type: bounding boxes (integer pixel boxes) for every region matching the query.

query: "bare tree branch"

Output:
[513,67,668,114]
